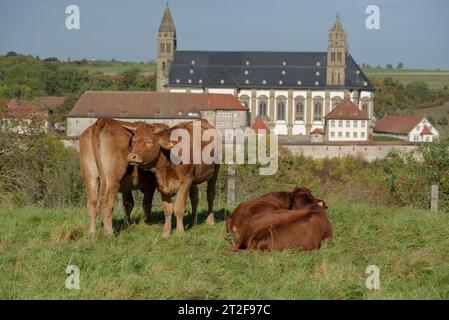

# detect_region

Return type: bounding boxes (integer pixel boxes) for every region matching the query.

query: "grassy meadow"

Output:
[364,68,449,90]
[1,200,448,300]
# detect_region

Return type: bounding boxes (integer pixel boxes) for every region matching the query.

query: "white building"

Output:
[374,116,439,142]
[324,99,369,142]
[156,5,374,138]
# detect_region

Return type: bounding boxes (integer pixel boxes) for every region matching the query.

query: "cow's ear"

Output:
[122,125,136,135]
[159,140,174,150]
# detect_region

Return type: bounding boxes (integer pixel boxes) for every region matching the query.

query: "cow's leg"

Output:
[100,182,121,236]
[161,194,173,237]
[188,184,199,227]
[85,176,99,234]
[205,168,219,225]
[143,183,156,223]
[122,191,134,227]
[173,182,191,234]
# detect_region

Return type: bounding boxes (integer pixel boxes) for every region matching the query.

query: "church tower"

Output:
[326,16,348,86]
[156,3,176,92]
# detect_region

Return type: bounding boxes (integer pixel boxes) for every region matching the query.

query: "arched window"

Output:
[362,103,368,115]
[160,43,165,53]
[277,101,286,121]
[258,101,267,117]
[295,100,304,121]
[314,101,322,122]
[332,97,342,109]
[166,43,171,53]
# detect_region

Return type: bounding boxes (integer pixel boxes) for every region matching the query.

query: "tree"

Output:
[386,64,393,69]
[406,81,431,102]
[397,62,404,69]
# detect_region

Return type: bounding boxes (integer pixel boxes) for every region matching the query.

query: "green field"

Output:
[363,68,449,90]
[1,201,448,299]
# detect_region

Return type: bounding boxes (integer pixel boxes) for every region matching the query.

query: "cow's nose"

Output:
[127,153,142,164]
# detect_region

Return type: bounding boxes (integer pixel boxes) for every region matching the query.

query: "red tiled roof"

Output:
[5,99,48,121]
[325,99,369,120]
[420,125,432,135]
[311,128,324,135]
[251,118,270,133]
[32,96,67,109]
[374,115,422,135]
[68,91,245,118]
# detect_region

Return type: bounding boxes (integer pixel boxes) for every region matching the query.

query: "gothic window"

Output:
[337,72,340,83]
[331,52,336,62]
[160,43,165,53]
[313,101,322,122]
[295,101,304,121]
[258,100,267,117]
[166,43,171,53]
[239,95,250,110]
[277,101,286,121]
[362,103,369,115]
[332,97,342,109]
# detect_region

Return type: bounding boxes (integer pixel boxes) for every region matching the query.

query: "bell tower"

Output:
[156,3,176,92]
[326,15,348,86]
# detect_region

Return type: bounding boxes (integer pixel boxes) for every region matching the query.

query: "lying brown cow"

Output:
[228,187,332,251]
[125,119,220,237]
[80,118,166,235]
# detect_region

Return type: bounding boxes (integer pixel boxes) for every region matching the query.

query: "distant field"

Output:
[1,201,448,299]
[363,68,449,90]
[78,63,157,74]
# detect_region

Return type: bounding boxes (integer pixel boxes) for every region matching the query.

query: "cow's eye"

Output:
[146,140,153,145]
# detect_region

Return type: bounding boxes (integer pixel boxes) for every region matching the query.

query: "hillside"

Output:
[1,203,448,299]
[363,68,449,91]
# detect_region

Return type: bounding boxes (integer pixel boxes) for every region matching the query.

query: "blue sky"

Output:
[0,0,448,69]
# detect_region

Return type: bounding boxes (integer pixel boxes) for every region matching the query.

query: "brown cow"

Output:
[125,119,220,237]
[80,118,166,235]
[228,187,332,251]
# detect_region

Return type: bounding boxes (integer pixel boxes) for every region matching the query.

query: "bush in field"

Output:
[382,135,449,210]
[0,118,84,207]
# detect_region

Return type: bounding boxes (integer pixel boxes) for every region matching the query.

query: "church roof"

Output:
[325,99,369,120]
[159,5,176,33]
[169,51,373,90]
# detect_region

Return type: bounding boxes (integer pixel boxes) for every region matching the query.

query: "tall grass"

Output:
[0,201,448,299]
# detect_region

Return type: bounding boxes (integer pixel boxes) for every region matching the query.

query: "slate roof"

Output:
[374,115,422,135]
[325,99,369,120]
[169,51,373,90]
[68,91,245,119]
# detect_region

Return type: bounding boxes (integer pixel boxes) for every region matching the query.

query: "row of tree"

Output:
[370,76,448,117]
[0,54,156,100]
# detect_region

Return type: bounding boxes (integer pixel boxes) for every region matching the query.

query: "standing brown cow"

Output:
[80,118,166,235]
[125,119,220,237]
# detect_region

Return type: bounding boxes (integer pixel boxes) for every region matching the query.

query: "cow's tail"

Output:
[91,118,107,204]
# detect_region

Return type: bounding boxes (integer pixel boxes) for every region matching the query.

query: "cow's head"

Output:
[124,123,172,167]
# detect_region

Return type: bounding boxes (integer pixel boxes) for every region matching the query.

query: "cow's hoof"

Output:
[162,230,170,238]
[206,214,215,225]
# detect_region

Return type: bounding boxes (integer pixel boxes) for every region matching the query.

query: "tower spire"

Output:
[159,2,176,33]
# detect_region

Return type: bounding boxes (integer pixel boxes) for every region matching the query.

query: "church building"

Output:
[155,4,374,137]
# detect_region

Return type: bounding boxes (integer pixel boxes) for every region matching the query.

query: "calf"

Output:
[80,118,166,235]
[125,119,220,237]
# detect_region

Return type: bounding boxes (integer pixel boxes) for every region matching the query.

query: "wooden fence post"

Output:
[431,184,438,212]
[227,164,236,206]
